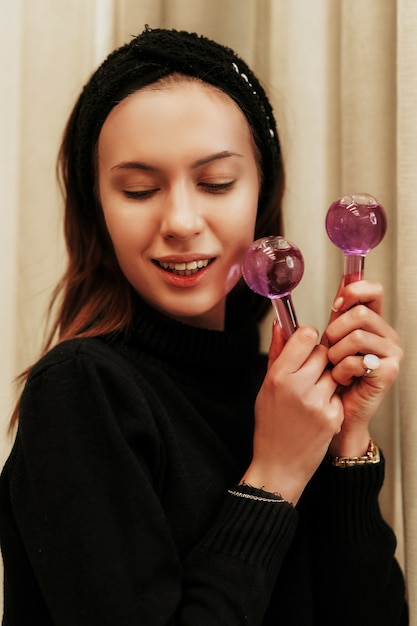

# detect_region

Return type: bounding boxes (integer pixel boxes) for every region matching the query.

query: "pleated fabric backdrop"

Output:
[1,0,416,621]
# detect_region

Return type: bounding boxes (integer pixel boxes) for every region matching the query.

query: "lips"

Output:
[154,258,214,276]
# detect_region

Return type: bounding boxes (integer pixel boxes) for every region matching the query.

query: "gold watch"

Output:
[331,439,380,468]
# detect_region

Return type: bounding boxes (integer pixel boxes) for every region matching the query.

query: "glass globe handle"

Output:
[272,295,299,341]
[344,254,365,284]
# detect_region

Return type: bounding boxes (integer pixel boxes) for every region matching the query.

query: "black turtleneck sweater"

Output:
[0,303,407,625]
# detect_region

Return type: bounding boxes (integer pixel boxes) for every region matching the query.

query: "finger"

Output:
[330,280,384,316]
[328,331,401,368]
[321,277,347,347]
[324,277,345,328]
[326,306,400,352]
[267,320,285,369]
[315,365,341,397]
[275,325,319,373]
[331,353,401,388]
[268,325,328,381]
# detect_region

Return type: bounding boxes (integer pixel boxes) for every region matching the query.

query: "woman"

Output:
[0,26,407,625]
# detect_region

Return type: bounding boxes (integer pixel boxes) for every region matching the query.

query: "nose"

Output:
[160,184,203,241]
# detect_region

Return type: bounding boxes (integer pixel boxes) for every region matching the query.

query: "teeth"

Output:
[159,259,210,274]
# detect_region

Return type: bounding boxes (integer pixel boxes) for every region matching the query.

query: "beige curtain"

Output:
[1,0,416,621]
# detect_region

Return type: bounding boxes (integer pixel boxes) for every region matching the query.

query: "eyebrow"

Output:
[192,150,243,168]
[110,150,243,172]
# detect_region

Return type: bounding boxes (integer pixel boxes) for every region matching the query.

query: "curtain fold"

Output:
[397,0,417,618]
[0,0,22,465]
[338,0,403,561]
[1,0,415,621]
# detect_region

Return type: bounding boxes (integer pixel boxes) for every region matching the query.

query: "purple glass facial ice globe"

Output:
[242,236,304,340]
[325,193,387,283]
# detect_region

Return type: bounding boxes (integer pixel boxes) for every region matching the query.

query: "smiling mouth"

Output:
[154,258,214,276]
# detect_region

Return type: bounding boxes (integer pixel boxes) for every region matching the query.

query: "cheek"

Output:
[102,218,125,256]
[98,179,138,251]
[222,210,258,293]
[101,204,141,251]
[240,171,261,236]
[232,193,259,245]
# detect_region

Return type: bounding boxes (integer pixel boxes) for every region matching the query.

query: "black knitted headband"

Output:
[71,26,281,216]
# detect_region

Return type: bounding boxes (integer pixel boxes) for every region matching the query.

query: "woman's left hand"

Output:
[322,279,403,457]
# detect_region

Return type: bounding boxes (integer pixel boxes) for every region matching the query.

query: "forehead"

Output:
[106,76,247,125]
[98,78,258,162]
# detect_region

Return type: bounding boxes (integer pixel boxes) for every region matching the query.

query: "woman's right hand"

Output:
[241,323,344,505]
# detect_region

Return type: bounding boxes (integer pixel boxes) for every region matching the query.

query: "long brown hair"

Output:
[54,72,284,338]
[9,73,284,428]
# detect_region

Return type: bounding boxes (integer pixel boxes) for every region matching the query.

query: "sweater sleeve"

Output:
[301,457,408,625]
[1,343,298,626]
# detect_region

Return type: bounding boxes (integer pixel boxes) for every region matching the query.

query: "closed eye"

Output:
[200,181,236,194]
[123,188,160,200]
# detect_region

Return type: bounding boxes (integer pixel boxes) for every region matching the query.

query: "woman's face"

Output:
[97,78,260,330]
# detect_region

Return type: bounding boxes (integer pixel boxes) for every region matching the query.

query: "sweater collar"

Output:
[127,298,261,374]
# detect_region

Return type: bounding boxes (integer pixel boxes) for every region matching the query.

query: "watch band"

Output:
[331,438,380,468]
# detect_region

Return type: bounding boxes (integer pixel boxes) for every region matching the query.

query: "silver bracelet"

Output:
[227,489,285,503]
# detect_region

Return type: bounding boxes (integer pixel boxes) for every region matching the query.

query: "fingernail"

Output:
[332,296,344,312]
[301,326,319,340]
